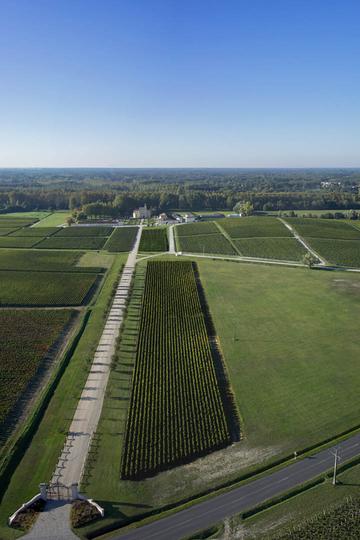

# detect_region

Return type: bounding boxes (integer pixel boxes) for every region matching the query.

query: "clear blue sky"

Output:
[0,0,359,167]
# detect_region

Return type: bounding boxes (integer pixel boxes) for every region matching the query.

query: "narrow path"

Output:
[23,503,77,540]
[168,224,176,254]
[52,226,142,486]
[23,227,143,540]
[279,217,327,265]
[115,431,360,540]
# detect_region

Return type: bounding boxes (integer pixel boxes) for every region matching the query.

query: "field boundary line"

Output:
[279,218,327,265]
[213,221,243,255]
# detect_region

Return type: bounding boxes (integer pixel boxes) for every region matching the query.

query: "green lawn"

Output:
[31,211,72,227]
[198,260,360,453]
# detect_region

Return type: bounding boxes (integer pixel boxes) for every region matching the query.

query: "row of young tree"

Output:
[1,188,360,215]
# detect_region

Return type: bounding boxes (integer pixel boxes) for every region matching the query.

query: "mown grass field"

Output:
[286,218,360,239]
[233,237,307,260]
[177,233,237,255]
[36,236,107,250]
[105,226,138,252]
[31,211,71,227]
[220,216,292,238]
[198,259,360,456]
[176,221,219,236]
[139,227,168,251]
[0,310,74,446]
[305,238,360,267]
[0,270,98,305]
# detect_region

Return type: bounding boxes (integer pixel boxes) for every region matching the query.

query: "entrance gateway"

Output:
[39,482,79,502]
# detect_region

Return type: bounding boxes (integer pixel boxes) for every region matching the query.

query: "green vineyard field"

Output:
[121,261,231,480]
[0,270,98,305]
[139,228,168,251]
[286,218,360,239]
[0,250,82,271]
[36,236,107,250]
[176,221,219,236]
[0,237,40,248]
[234,237,307,261]
[105,227,138,252]
[54,226,113,237]
[220,217,292,238]
[305,238,360,267]
[10,227,58,237]
[177,233,237,255]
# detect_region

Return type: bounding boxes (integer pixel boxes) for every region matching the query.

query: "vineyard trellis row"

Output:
[121,260,232,480]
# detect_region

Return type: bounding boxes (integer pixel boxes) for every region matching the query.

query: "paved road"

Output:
[51,225,143,486]
[115,431,360,540]
[168,224,176,254]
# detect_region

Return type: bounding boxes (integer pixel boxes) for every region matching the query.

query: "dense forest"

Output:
[0,168,359,214]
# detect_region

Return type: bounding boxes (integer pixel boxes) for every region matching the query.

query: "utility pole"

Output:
[330,448,340,485]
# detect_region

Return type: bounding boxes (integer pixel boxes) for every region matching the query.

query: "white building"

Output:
[158,213,168,223]
[133,204,152,219]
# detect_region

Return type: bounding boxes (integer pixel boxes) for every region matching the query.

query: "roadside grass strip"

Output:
[286,218,360,239]
[139,228,168,251]
[305,238,360,268]
[121,261,232,480]
[0,237,41,248]
[0,310,74,447]
[105,227,138,252]
[36,236,107,250]
[233,238,307,261]
[176,221,219,236]
[10,227,59,237]
[220,217,292,238]
[54,226,113,237]
[0,270,98,305]
[177,233,237,255]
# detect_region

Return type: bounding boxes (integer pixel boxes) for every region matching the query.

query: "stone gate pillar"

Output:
[39,483,47,501]
[71,483,79,500]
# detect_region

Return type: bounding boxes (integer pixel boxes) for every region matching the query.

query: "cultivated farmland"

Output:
[177,233,237,255]
[0,250,82,271]
[220,216,292,238]
[36,236,107,250]
[286,218,360,239]
[105,227,138,252]
[121,261,231,479]
[0,310,74,444]
[0,270,98,305]
[176,221,219,236]
[305,238,360,267]
[10,227,58,237]
[0,228,18,236]
[0,237,41,248]
[233,237,307,261]
[139,228,168,251]
[55,226,113,237]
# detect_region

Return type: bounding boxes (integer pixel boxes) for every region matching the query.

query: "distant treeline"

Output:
[0,188,360,215]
